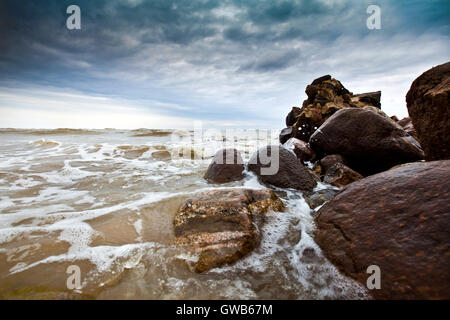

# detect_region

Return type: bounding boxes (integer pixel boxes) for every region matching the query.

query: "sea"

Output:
[0,128,369,299]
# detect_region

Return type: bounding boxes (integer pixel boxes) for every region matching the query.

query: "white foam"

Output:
[0,130,368,299]
[0,197,15,210]
[133,219,142,242]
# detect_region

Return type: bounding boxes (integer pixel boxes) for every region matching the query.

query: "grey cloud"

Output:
[238,50,301,72]
[0,0,449,127]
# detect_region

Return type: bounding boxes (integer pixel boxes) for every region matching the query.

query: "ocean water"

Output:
[0,128,368,299]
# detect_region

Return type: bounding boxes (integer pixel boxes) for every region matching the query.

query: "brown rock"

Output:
[204,149,244,183]
[315,160,450,299]
[323,163,363,187]
[406,62,450,161]
[351,91,381,109]
[290,75,353,141]
[397,117,419,140]
[319,154,347,173]
[248,145,317,191]
[286,106,301,126]
[304,188,338,210]
[173,189,285,273]
[309,107,424,175]
[151,150,171,160]
[116,145,150,159]
[283,138,316,162]
[279,127,294,144]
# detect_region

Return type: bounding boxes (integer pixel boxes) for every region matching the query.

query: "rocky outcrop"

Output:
[282,75,382,143]
[174,189,285,273]
[351,91,381,109]
[248,145,317,191]
[291,75,353,141]
[309,107,424,175]
[406,61,450,161]
[315,160,450,299]
[204,149,244,183]
[286,106,301,127]
[283,138,316,163]
[323,163,363,187]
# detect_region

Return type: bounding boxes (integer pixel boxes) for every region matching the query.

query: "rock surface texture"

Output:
[315,160,450,299]
[397,117,418,140]
[309,107,424,175]
[204,148,245,183]
[284,75,382,142]
[174,189,285,273]
[406,61,450,161]
[323,163,363,187]
[283,138,316,163]
[248,145,317,191]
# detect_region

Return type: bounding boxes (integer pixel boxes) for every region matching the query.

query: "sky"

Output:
[0,0,449,129]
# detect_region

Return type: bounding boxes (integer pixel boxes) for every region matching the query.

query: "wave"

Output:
[0,128,104,135]
[28,139,60,148]
[131,129,174,137]
[114,145,151,159]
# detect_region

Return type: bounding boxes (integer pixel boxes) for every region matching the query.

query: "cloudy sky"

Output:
[0,0,449,129]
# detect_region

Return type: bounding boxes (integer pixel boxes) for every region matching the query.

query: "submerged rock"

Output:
[204,148,244,183]
[151,150,171,160]
[304,188,338,210]
[406,61,450,161]
[309,107,424,176]
[173,189,285,273]
[248,145,317,191]
[315,160,450,299]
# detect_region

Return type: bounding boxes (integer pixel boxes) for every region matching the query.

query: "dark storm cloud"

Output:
[0,0,449,127]
[238,50,301,73]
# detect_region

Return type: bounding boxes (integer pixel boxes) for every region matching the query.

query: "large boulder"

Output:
[291,75,353,141]
[283,138,316,163]
[204,149,244,183]
[248,145,317,191]
[406,61,450,161]
[315,160,450,299]
[309,107,424,176]
[173,189,285,273]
